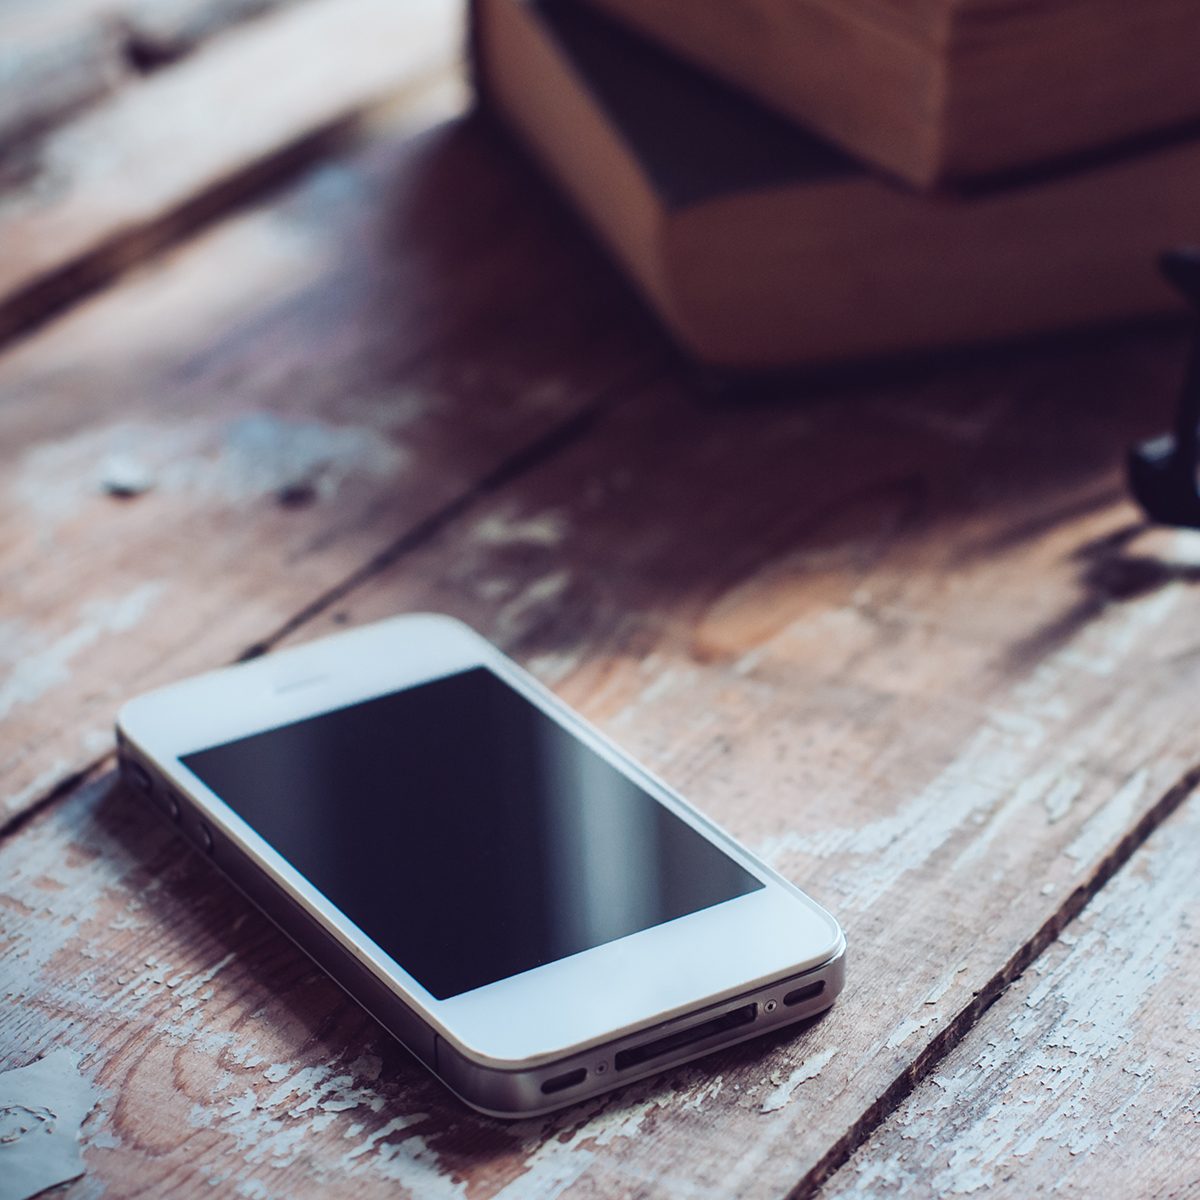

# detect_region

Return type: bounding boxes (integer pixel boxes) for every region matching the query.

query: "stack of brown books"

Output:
[586,0,1200,188]
[474,0,1200,370]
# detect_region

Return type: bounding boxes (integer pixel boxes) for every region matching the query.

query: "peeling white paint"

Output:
[830,800,1200,1197]
[1058,587,1179,677]
[1042,776,1083,824]
[924,963,968,1007]
[80,728,112,756]
[886,1011,938,1051]
[490,1087,672,1199]
[755,578,1185,914]
[628,660,706,713]
[0,1050,100,1200]
[9,413,406,527]
[524,648,587,686]
[472,510,568,548]
[759,1047,838,1114]
[1063,768,1148,867]
[3,510,1196,1199]
[494,569,571,640]
[0,582,164,723]
[3,759,73,819]
[208,413,405,503]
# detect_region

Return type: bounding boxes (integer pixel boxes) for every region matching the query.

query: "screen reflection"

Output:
[183,667,761,999]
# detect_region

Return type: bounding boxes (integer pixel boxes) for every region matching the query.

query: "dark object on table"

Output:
[1128,249,1200,527]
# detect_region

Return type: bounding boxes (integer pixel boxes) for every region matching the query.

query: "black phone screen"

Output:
[182,667,762,999]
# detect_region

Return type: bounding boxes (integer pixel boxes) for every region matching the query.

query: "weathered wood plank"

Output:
[0,0,302,154]
[824,791,1200,1198]
[6,326,1200,1197]
[106,0,301,69]
[0,112,663,827]
[0,0,465,343]
[3,774,534,1198]
[270,331,1200,1197]
[0,1,125,155]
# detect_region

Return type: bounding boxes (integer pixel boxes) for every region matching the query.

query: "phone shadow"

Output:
[79,773,834,1185]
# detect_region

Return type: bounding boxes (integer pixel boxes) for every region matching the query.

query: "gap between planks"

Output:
[4,374,1199,1196]
[235,359,668,662]
[2,119,357,353]
[0,0,466,351]
[795,759,1200,1200]
[0,358,667,847]
[10,582,1200,1196]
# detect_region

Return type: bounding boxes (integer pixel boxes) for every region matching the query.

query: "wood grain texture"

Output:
[825,790,1200,1198]
[278,332,1200,1198]
[0,0,465,344]
[6,323,1200,1198]
[0,0,125,155]
[5,5,1200,1193]
[0,112,663,828]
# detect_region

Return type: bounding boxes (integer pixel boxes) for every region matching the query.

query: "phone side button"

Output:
[196,820,214,856]
[126,762,152,794]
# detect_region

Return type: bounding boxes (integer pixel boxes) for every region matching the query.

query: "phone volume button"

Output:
[197,821,213,855]
[147,778,177,820]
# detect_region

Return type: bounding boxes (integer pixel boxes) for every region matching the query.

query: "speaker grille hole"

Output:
[541,1067,587,1095]
[783,981,825,1007]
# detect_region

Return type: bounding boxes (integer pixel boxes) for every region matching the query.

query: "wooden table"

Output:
[3,2,1199,1196]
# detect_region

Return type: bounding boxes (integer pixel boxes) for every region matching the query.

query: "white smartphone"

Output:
[116,614,844,1117]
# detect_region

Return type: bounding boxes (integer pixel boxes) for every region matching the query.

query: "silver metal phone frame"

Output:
[118,734,844,1117]
[115,618,846,1116]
